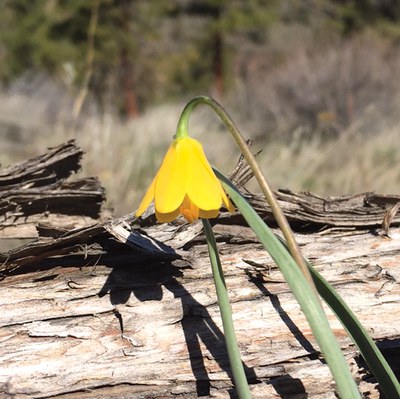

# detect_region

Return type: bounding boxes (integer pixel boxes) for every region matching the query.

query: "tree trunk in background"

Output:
[118,0,139,119]
[212,29,224,99]
[119,48,139,118]
[212,4,224,99]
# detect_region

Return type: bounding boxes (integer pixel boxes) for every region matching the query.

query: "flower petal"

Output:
[199,208,220,219]
[184,138,223,210]
[155,208,180,223]
[180,195,200,222]
[220,188,235,213]
[136,175,156,217]
[190,138,234,214]
[154,140,187,213]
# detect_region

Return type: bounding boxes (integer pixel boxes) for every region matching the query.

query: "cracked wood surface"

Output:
[1,214,400,398]
[1,142,400,398]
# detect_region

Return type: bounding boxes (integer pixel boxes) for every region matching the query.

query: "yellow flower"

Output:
[136,136,234,223]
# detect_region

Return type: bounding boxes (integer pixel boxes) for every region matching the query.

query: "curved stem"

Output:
[177,96,317,294]
[202,219,252,399]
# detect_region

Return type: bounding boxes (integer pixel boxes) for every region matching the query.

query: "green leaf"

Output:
[307,261,400,399]
[216,169,361,399]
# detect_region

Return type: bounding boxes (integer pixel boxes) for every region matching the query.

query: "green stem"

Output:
[202,219,252,399]
[175,101,195,139]
[176,96,317,295]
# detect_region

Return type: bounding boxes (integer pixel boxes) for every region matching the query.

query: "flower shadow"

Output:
[99,259,258,397]
[245,269,317,356]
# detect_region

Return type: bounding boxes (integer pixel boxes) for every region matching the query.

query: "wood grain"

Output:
[0,143,399,398]
[0,141,106,241]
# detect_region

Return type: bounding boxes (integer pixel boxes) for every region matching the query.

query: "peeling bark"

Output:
[0,141,106,241]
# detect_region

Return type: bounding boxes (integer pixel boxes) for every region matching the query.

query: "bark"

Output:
[0,144,399,399]
[0,140,106,241]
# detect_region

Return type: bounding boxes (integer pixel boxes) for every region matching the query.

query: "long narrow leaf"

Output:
[217,169,400,398]
[274,234,400,398]
[215,169,361,398]
[308,261,400,398]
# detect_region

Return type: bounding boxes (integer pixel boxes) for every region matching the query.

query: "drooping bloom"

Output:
[136,136,234,223]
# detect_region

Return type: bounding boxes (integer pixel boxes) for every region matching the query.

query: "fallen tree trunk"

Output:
[0,144,399,399]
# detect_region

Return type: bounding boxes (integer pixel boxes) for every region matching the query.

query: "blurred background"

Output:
[1,0,400,216]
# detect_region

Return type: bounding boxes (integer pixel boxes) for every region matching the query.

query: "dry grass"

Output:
[255,119,400,196]
[1,32,400,216]
[0,87,238,215]
[1,95,399,217]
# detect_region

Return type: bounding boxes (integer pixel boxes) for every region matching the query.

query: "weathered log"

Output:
[0,143,399,398]
[246,190,400,229]
[1,208,400,398]
[0,141,106,240]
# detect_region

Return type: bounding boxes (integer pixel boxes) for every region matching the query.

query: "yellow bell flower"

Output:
[136,136,234,223]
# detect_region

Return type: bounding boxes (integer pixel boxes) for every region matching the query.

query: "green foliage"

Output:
[0,0,278,109]
[1,0,400,114]
[280,0,400,35]
[0,0,169,113]
[0,0,87,81]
